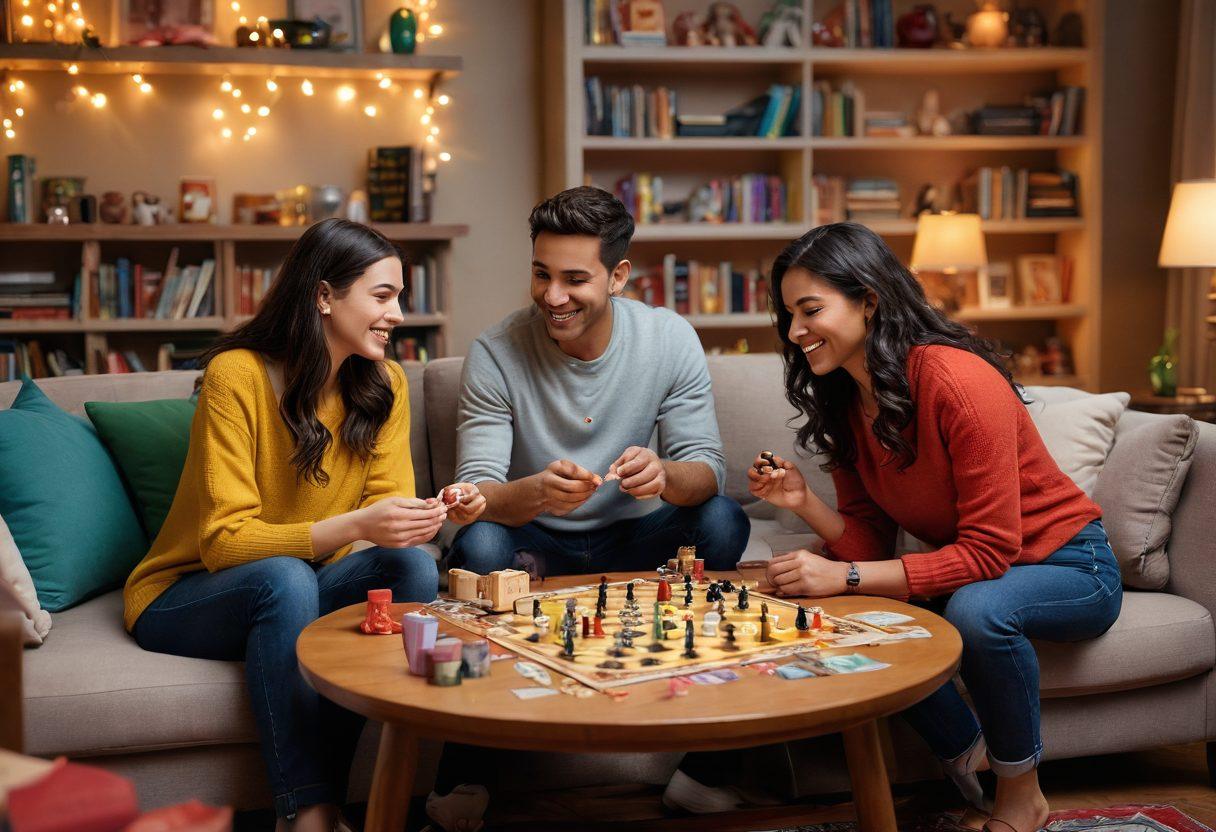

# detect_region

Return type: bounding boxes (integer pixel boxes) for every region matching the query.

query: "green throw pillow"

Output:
[85,397,197,541]
[0,377,148,612]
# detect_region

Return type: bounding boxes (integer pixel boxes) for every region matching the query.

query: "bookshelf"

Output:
[543,0,1104,389]
[0,222,467,375]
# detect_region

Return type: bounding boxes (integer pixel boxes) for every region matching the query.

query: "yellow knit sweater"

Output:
[123,348,415,631]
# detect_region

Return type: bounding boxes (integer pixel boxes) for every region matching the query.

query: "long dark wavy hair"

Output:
[201,219,402,486]
[771,222,1023,472]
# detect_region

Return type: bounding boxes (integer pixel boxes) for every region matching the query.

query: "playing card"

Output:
[846,611,916,627]
[687,669,740,685]
[820,653,890,674]
[511,687,560,700]
[776,664,818,680]
[514,661,552,686]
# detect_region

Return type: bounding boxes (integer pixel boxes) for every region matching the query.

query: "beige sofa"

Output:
[3,354,1214,809]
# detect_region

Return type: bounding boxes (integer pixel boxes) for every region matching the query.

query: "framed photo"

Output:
[979,261,1014,309]
[180,177,217,224]
[120,0,214,43]
[289,0,361,50]
[1017,254,1062,305]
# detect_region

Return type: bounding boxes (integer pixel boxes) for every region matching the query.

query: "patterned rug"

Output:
[771,805,1215,832]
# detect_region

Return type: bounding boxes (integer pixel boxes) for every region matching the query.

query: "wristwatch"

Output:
[844,562,861,593]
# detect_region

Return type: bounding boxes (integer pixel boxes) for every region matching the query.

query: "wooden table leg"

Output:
[365,723,418,832]
[842,720,897,832]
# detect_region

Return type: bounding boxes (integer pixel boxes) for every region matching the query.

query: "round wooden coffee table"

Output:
[297,572,961,832]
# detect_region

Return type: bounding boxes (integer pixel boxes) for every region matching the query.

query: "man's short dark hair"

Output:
[528,186,635,272]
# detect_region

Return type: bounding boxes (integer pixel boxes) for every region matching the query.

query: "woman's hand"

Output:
[440,483,487,526]
[747,452,809,511]
[357,496,447,549]
[766,549,848,598]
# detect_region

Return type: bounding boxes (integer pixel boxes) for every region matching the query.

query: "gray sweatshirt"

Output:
[455,297,727,532]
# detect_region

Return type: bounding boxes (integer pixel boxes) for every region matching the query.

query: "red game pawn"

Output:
[811,608,823,630]
[359,588,402,634]
[582,615,590,638]
[656,579,672,603]
[593,616,605,638]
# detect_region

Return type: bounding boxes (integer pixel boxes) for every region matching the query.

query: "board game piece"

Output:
[441,485,464,506]
[795,605,809,632]
[761,614,772,643]
[641,657,662,666]
[402,611,438,676]
[461,640,491,678]
[581,615,590,638]
[738,585,750,610]
[677,545,696,575]
[598,660,625,670]
[693,558,705,582]
[701,610,720,637]
[593,616,605,637]
[705,581,719,603]
[810,606,823,630]
[621,630,634,649]
[626,581,636,603]
[720,579,735,594]
[447,569,481,603]
[652,602,664,641]
[657,579,672,603]
[359,588,402,634]
[533,613,550,634]
[563,628,575,658]
[683,618,697,658]
[716,598,727,618]
[431,659,463,686]
[684,587,693,607]
[447,567,530,612]
[532,599,541,618]
[515,661,552,685]
[722,622,738,651]
[756,450,775,472]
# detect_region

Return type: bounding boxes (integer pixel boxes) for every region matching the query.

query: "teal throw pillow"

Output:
[0,377,148,612]
[85,397,197,541]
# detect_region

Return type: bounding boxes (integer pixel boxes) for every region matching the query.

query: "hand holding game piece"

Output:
[766,549,850,598]
[539,459,602,516]
[441,482,487,525]
[746,452,810,512]
[606,446,666,500]
[357,496,447,548]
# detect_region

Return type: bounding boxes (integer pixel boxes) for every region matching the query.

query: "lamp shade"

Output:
[910,213,988,273]
[1159,180,1216,267]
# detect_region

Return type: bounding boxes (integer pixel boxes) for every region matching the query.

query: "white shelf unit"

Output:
[543,0,1103,388]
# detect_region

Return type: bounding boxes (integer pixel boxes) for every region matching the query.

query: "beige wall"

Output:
[1099,0,1180,392]
[4,0,541,356]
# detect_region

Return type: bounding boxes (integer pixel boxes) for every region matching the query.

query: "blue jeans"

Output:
[449,494,751,576]
[132,546,438,819]
[901,519,1122,788]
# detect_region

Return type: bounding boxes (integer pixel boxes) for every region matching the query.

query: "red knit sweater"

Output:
[822,345,1101,597]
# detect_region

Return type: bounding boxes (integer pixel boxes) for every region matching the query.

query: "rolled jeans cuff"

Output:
[942,732,987,811]
[274,782,337,820]
[987,745,1042,778]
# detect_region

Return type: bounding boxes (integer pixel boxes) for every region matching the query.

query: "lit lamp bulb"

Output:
[67,63,79,74]
[12,80,24,91]
[301,79,314,96]
[212,108,224,120]
[439,151,451,162]
[437,94,450,106]
[420,113,431,125]
[4,129,14,140]
[413,87,424,99]
[14,108,23,117]
[337,85,356,102]
[221,126,233,139]
[265,78,278,92]
[72,84,88,97]
[248,30,259,42]
[425,134,434,144]
[378,77,391,89]
[20,14,33,26]
[91,92,106,108]
[429,126,439,136]
[428,24,442,35]
[363,104,377,117]
[231,88,242,98]
[2,118,10,128]
[257,105,270,117]
[240,103,252,114]
[140,82,152,93]
[220,79,233,92]
[132,73,142,83]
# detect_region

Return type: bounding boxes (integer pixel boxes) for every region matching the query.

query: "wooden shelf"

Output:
[955,304,1086,322]
[811,136,1085,151]
[811,47,1090,75]
[863,218,1084,236]
[684,313,772,328]
[0,222,469,242]
[0,313,446,335]
[632,223,806,242]
[1017,374,1087,388]
[583,137,804,151]
[0,43,461,80]
[582,45,802,69]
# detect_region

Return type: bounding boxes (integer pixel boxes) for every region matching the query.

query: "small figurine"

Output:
[702,610,721,638]
[758,0,803,47]
[795,605,809,632]
[737,585,750,610]
[703,2,759,46]
[684,587,693,607]
[683,619,698,659]
[563,627,575,658]
[722,622,738,651]
[657,579,672,603]
[359,588,401,634]
[626,581,636,603]
[100,191,128,224]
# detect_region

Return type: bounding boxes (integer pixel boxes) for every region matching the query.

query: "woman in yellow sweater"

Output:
[123,219,485,832]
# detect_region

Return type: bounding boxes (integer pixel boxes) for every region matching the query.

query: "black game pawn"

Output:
[532,599,541,619]
[720,579,735,594]
[721,622,739,652]
[737,585,750,610]
[626,581,636,603]
[705,581,720,603]
[716,598,726,619]
[682,619,697,658]
[563,628,575,658]
[795,605,810,632]
[756,450,776,473]
[684,587,693,607]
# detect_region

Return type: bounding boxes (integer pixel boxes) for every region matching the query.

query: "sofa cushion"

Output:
[400,362,434,498]
[22,591,255,757]
[0,512,51,646]
[424,358,463,494]
[1092,415,1198,590]
[0,370,201,415]
[1037,591,1214,697]
[0,378,148,612]
[1023,389,1128,495]
[85,398,197,541]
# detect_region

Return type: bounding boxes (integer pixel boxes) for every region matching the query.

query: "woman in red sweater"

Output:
[754,223,1121,832]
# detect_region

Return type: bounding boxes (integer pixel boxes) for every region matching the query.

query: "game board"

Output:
[426,577,927,691]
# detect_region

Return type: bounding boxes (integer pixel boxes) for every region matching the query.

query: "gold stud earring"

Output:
[320,307,331,316]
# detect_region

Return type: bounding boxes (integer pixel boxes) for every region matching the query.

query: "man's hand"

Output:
[766,549,849,598]
[540,459,601,516]
[605,446,666,500]
[440,483,487,526]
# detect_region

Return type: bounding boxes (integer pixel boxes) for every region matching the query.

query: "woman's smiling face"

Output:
[781,265,873,378]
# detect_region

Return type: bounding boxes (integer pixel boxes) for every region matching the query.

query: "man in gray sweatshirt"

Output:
[451,186,749,575]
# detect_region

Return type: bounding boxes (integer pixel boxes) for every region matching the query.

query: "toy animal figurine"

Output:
[99,191,128,224]
[671,11,708,45]
[703,2,758,47]
[759,0,803,47]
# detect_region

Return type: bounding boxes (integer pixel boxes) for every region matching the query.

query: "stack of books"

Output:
[0,340,83,380]
[585,78,677,138]
[91,252,216,320]
[970,106,1040,136]
[403,256,441,315]
[235,265,279,316]
[960,168,1080,219]
[5,155,36,223]
[845,179,901,220]
[812,81,863,137]
[1028,87,1085,136]
[817,0,896,48]
[863,111,914,137]
[0,270,72,321]
[367,146,429,223]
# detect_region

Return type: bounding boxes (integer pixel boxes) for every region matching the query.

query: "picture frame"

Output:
[288,0,361,50]
[120,0,214,43]
[979,261,1014,309]
[1017,254,1062,305]
[179,177,217,224]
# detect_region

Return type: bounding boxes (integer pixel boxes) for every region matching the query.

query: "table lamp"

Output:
[910,212,988,312]
[1155,180,1216,396]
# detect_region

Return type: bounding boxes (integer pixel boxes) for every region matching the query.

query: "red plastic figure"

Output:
[359,588,402,634]
[656,578,672,603]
